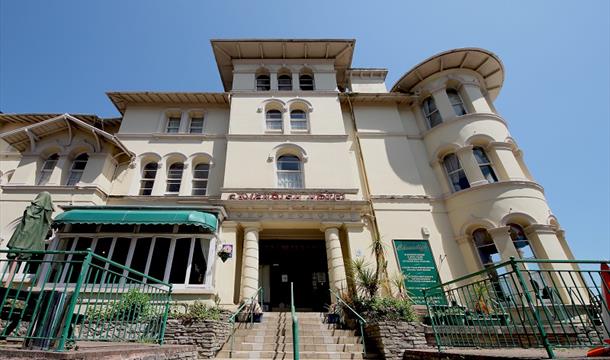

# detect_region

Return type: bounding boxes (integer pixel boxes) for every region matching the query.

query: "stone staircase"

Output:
[215,312,375,359]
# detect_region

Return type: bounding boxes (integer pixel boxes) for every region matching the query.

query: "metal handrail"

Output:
[290,282,300,360]
[228,286,263,358]
[329,288,367,356]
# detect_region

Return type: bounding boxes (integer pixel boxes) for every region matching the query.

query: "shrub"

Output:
[170,301,224,321]
[348,295,417,322]
[87,289,154,321]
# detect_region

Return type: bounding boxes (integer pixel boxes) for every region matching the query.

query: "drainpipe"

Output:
[345,94,389,295]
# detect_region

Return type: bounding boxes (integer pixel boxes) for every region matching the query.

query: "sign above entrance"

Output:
[227,192,346,201]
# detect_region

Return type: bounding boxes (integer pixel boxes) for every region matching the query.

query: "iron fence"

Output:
[423,258,609,359]
[0,249,172,351]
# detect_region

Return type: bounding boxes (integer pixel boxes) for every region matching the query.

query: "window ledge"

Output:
[422,112,506,139]
[438,180,544,202]
[170,287,216,295]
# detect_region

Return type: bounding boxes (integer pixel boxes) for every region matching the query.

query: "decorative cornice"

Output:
[116,133,226,140]
[230,90,338,97]
[226,134,348,141]
[524,224,556,236]
[356,131,422,139]
[320,222,343,231]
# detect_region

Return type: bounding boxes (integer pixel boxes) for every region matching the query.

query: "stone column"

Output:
[525,224,579,302]
[215,221,238,306]
[489,143,527,181]
[455,235,481,274]
[461,83,493,113]
[487,226,520,262]
[322,222,348,293]
[456,145,487,187]
[240,222,261,301]
[430,86,455,122]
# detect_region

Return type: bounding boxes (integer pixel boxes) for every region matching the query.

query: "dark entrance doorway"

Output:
[259,240,330,312]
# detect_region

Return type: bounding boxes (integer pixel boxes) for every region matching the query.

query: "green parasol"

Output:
[7,191,54,259]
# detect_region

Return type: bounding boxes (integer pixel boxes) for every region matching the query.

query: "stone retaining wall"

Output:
[163,318,231,358]
[364,321,429,360]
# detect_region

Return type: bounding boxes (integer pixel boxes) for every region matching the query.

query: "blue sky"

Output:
[1,1,608,260]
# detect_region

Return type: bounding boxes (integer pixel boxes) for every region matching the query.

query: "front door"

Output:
[260,240,330,312]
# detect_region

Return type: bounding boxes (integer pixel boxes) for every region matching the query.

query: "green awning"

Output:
[53,209,217,232]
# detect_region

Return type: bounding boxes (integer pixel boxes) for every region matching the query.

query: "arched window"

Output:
[447,89,467,116]
[66,153,88,186]
[266,109,283,131]
[422,97,442,128]
[299,74,314,91]
[473,147,498,183]
[290,110,308,131]
[192,163,210,196]
[278,74,292,91]
[473,228,500,267]
[443,153,470,192]
[508,224,536,260]
[139,162,158,195]
[166,163,184,194]
[277,155,303,188]
[38,153,59,185]
[256,75,270,91]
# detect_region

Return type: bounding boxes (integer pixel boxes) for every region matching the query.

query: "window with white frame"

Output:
[66,153,88,186]
[443,153,470,192]
[192,163,209,196]
[299,74,314,91]
[290,110,308,131]
[166,163,184,194]
[189,116,204,134]
[473,147,498,183]
[422,97,442,128]
[139,162,158,195]
[38,153,59,185]
[508,224,537,260]
[266,110,283,131]
[277,155,303,188]
[472,228,510,300]
[447,89,467,116]
[51,233,213,287]
[166,116,181,133]
[278,74,292,91]
[256,75,270,91]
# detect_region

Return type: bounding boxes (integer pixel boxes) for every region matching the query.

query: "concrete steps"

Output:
[216,312,377,360]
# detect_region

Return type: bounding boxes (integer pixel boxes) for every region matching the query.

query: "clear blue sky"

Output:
[1,1,608,260]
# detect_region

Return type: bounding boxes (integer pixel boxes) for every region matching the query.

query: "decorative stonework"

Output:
[163,318,231,359]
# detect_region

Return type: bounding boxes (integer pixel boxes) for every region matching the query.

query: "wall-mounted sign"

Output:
[227,192,346,201]
[393,240,446,305]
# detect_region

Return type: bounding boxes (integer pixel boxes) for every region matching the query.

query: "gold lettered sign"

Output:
[393,240,446,305]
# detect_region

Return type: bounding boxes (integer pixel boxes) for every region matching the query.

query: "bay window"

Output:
[423,97,442,128]
[473,147,498,183]
[447,88,467,116]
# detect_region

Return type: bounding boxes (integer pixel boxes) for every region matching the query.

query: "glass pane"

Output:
[66,171,82,186]
[473,147,489,164]
[428,111,442,127]
[278,75,292,90]
[189,239,208,285]
[291,120,308,130]
[443,154,460,173]
[69,237,92,283]
[129,238,152,282]
[107,238,131,283]
[267,120,282,130]
[277,156,301,170]
[278,172,303,188]
[300,75,314,90]
[453,103,466,116]
[481,165,498,183]
[148,238,170,282]
[169,238,191,284]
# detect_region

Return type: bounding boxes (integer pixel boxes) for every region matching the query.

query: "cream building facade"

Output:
[0,39,574,310]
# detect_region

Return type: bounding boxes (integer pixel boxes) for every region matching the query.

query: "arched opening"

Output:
[299,68,314,91]
[166,162,184,194]
[66,153,88,186]
[278,68,292,91]
[38,153,59,185]
[192,163,210,196]
[266,109,283,131]
[256,68,271,91]
[139,162,158,195]
[446,88,467,116]
[473,147,498,183]
[422,96,442,128]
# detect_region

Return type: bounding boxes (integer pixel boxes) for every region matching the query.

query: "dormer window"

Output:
[256,75,271,91]
[166,116,181,133]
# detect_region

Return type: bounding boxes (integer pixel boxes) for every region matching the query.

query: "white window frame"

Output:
[443,153,470,192]
[166,116,181,133]
[139,162,158,195]
[49,233,215,289]
[276,155,304,189]
[447,88,467,116]
[265,109,283,132]
[473,147,498,183]
[189,116,204,134]
[256,74,271,91]
[289,110,309,132]
[192,163,209,196]
[166,163,184,194]
[38,153,59,185]
[422,97,442,128]
[66,153,88,186]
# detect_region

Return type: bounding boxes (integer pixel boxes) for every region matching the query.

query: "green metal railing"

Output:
[290,282,300,360]
[329,288,367,356]
[228,286,262,358]
[0,249,172,351]
[423,258,610,359]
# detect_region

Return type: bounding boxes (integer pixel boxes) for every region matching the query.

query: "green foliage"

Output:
[350,258,378,299]
[170,301,223,321]
[87,289,154,321]
[350,296,417,322]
